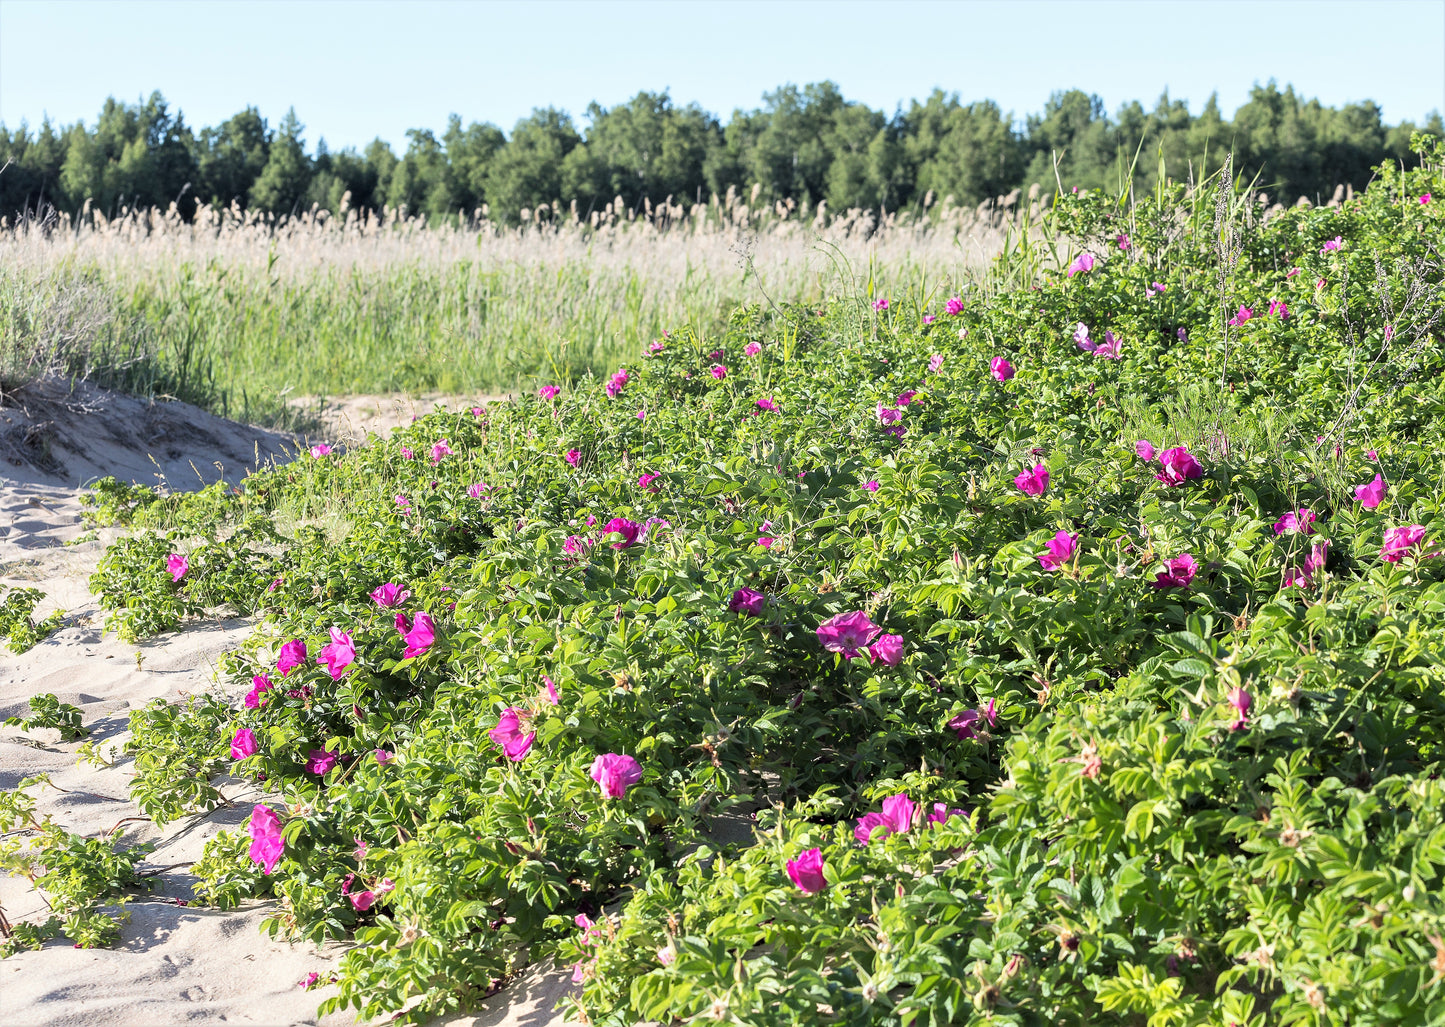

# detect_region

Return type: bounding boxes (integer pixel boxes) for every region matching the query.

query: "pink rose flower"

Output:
[816,610,881,660]
[785,848,827,893]
[590,753,643,798]
[230,728,257,760]
[166,553,189,582]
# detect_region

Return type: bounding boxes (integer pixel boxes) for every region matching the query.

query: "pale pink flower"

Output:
[310,444,332,458]
[928,354,945,373]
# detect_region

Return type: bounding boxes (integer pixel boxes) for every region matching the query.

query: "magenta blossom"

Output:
[745,341,762,356]
[710,365,728,380]
[945,296,965,316]
[897,390,918,406]
[757,535,774,548]
[590,753,643,798]
[230,728,257,760]
[862,480,880,492]
[923,314,935,324]
[468,482,488,498]
[543,675,560,706]
[538,385,560,400]
[728,587,766,617]
[430,439,453,464]
[317,627,356,679]
[948,701,997,740]
[1146,281,1166,298]
[756,396,779,413]
[1094,330,1123,359]
[1268,299,1289,319]
[1422,194,1432,205]
[990,357,1015,381]
[1135,440,1156,462]
[1381,524,1427,563]
[488,708,536,762]
[1284,541,1331,589]
[638,473,660,492]
[164,552,189,583]
[1073,322,1092,349]
[1227,687,1252,730]
[649,340,666,353]
[1152,553,1198,589]
[244,673,273,709]
[305,749,338,775]
[1227,305,1254,327]
[1320,235,1343,253]
[370,583,410,608]
[1155,447,1204,487]
[1014,463,1049,497]
[603,517,642,549]
[1355,473,1386,509]
[400,446,415,461]
[928,803,969,828]
[395,611,436,659]
[855,793,915,844]
[785,848,827,893]
[310,444,332,458]
[872,297,889,311]
[1038,530,1078,572]
[877,403,903,425]
[375,749,394,765]
[564,448,581,466]
[1116,232,1131,250]
[247,804,284,874]
[868,633,904,666]
[929,353,945,373]
[1066,252,1097,277]
[1273,508,1317,535]
[816,610,882,660]
[606,368,629,398]
[276,639,308,676]
[1384,325,1394,342]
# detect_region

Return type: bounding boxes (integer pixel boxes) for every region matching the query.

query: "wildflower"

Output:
[564,448,581,466]
[745,341,762,356]
[394,494,411,512]
[244,673,273,709]
[1176,327,1188,341]
[862,480,880,492]
[166,553,189,583]
[710,365,728,380]
[1038,531,1078,571]
[1381,524,1427,563]
[430,439,453,464]
[590,753,643,798]
[370,583,410,608]
[543,676,560,706]
[488,708,536,762]
[1368,450,1378,461]
[948,709,985,740]
[310,444,332,458]
[757,535,774,548]
[395,611,436,658]
[1227,687,1252,730]
[1146,281,1166,298]
[1227,305,1253,327]
[537,385,560,400]
[1066,252,1097,276]
[922,314,935,324]
[708,349,724,360]
[756,396,779,413]
[1268,299,1289,319]
[230,728,257,760]
[881,793,915,833]
[728,587,766,617]
[648,340,666,353]
[1093,330,1123,359]
[1273,508,1316,535]
[945,296,965,315]
[276,639,308,676]
[929,353,945,373]
[1384,325,1394,342]
[786,848,827,893]
[471,406,485,417]
[657,944,677,966]
[1155,447,1204,486]
[1286,266,1301,278]
[1116,232,1131,250]
[1355,473,1387,509]
[400,446,414,460]
[306,749,338,775]
[603,517,642,549]
[816,610,882,659]
[877,404,903,425]
[1073,322,1092,350]
[375,749,394,765]
[1316,278,1326,290]
[990,357,1015,381]
[1285,542,1330,588]
[1014,463,1049,496]
[897,390,918,406]
[868,633,904,666]
[298,972,320,990]
[1079,742,1102,779]
[248,804,284,874]
[1135,440,1156,462]
[467,481,488,499]
[929,803,968,827]
[638,473,660,492]
[1421,194,1432,205]
[606,368,629,398]
[1152,553,1198,589]
[872,297,889,311]
[1320,235,1343,253]
[636,408,647,420]
[317,627,356,679]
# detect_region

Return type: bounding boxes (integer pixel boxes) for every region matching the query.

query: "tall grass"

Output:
[0,195,1020,426]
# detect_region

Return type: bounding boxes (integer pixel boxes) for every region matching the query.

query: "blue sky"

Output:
[2,0,1442,150]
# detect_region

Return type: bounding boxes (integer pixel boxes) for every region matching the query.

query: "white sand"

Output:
[0,381,571,1026]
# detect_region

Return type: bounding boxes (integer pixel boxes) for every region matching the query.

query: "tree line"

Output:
[2,82,1439,226]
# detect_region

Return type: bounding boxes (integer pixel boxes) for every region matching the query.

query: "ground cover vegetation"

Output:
[2,137,1444,1025]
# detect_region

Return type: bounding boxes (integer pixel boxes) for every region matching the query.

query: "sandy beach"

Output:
[0,381,568,1027]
